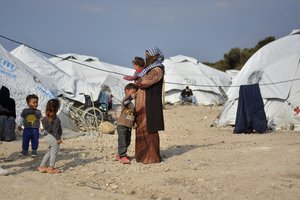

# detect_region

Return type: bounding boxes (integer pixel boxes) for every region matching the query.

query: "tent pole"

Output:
[90,93,98,132]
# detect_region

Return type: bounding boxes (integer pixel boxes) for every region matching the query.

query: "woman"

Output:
[135,47,165,164]
[0,86,16,142]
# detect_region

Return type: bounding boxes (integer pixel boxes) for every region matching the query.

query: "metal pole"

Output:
[90,93,98,131]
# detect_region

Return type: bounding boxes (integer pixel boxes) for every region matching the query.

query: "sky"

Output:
[0,0,299,67]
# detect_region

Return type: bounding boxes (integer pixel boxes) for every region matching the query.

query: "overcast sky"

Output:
[0,0,299,67]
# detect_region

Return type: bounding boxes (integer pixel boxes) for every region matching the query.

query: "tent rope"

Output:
[1,33,300,89]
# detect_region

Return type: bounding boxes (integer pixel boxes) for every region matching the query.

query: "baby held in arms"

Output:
[123,57,145,81]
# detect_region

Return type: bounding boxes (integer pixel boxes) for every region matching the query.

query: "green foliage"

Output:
[203,60,227,71]
[205,36,276,71]
[224,48,241,69]
[255,36,275,50]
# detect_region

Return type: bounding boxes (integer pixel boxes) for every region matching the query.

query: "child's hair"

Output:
[26,94,39,104]
[132,57,145,68]
[125,83,139,91]
[45,99,60,121]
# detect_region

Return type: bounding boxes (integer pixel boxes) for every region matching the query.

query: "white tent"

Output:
[0,44,79,132]
[49,54,134,104]
[11,45,102,104]
[163,55,231,105]
[214,30,300,131]
[0,44,58,117]
[225,69,240,82]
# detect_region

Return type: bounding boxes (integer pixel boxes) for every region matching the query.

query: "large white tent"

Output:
[225,69,240,81]
[214,30,300,131]
[0,44,79,131]
[11,45,102,104]
[0,44,58,117]
[163,55,231,105]
[49,54,134,104]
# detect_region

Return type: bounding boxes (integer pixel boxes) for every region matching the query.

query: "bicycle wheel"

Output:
[81,107,104,128]
[68,107,84,127]
[77,104,85,111]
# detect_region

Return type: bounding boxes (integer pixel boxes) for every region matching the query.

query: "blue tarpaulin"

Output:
[234,83,268,134]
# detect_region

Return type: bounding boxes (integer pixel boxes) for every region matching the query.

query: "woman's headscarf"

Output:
[0,86,16,118]
[0,86,10,101]
[137,47,164,77]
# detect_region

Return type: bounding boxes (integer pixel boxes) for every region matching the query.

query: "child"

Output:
[123,57,145,81]
[17,94,42,157]
[37,99,62,174]
[115,83,139,164]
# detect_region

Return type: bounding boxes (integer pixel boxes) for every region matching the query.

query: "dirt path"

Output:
[1,105,300,200]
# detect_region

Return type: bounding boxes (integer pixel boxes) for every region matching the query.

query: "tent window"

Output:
[85,58,95,62]
[63,56,77,60]
[290,29,300,35]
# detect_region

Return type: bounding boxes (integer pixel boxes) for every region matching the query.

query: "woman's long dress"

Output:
[135,67,164,164]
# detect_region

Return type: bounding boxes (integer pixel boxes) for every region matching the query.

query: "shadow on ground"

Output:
[2,147,102,175]
[161,141,224,159]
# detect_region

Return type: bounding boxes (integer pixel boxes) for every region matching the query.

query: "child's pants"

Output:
[117,125,131,157]
[40,134,60,167]
[22,128,39,151]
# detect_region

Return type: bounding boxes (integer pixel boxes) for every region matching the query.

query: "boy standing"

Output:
[116,83,139,164]
[17,94,42,157]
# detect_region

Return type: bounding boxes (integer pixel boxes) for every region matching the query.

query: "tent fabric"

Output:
[233,83,267,133]
[0,44,78,131]
[163,55,231,105]
[57,108,79,132]
[49,53,133,104]
[0,44,58,117]
[49,53,134,84]
[214,31,300,131]
[290,29,300,35]
[11,45,102,104]
[225,69,240,81]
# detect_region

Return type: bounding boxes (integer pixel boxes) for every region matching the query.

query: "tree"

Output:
[224,48,241,69]
[240,48,255,69]
[204,35,276,71]
[255,36,275,50]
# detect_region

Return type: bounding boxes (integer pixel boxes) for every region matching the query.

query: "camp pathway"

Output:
[1,105,300,200]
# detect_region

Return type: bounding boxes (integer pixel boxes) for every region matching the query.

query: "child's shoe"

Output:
[37,166,47,173]
[18,150,28,156]
[115,154,121,161]
[46,167,61,174]
[31,150,37,157]
[120,156,131,164]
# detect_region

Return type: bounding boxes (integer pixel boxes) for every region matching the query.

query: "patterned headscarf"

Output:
[137,47,164,77]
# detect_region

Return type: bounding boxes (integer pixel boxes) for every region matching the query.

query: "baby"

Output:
[123,57,145,81]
